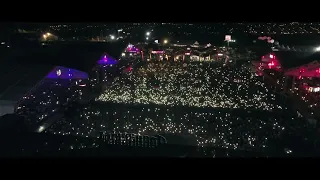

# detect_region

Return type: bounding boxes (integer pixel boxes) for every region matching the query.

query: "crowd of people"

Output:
[43,61,319,153]
[97,62,287,111]
[45,102,313,152]
[293,89,319,115]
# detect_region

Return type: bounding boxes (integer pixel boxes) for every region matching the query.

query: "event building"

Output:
[252,49,320,88]
[252,48,320,120]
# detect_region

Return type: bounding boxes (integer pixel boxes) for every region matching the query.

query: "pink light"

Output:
[185,52,190,55]
[103,55,108,62]
[225,35,231,41]
[268,61,274,66]
[269,54,274,59]
[79,84,86,87]
[268,61,275,69]
[151,51,164,54]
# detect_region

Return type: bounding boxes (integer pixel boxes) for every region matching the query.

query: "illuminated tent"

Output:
[97,54,118,66]
[285,61,320,78]
[46,66,89,79]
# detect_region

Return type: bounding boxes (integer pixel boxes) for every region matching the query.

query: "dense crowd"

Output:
[44,62,318,152]
[97,62,286,111]
[45,103,312,152]
[39,62,320,156]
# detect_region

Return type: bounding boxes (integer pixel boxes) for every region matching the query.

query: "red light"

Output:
[125,66,133,72]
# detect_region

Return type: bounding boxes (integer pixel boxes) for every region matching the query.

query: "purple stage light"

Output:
[97,54,118,65]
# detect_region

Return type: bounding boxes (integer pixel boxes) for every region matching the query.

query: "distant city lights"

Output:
[43,32,52,39]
